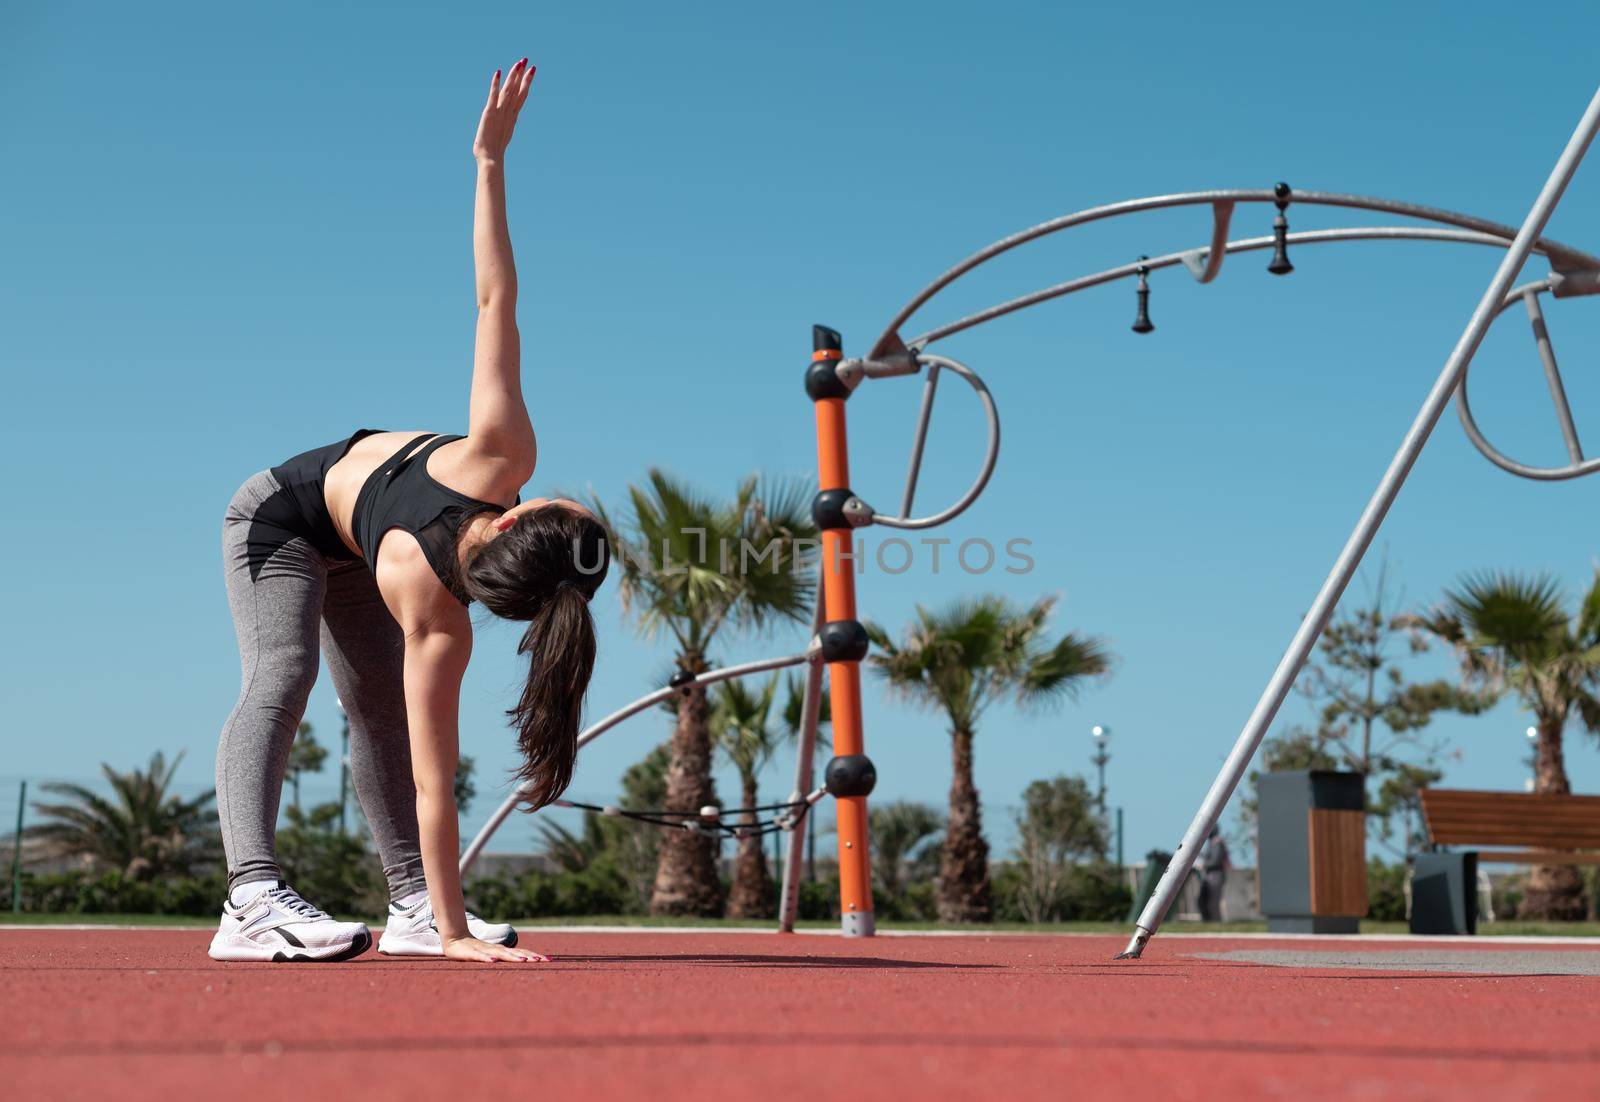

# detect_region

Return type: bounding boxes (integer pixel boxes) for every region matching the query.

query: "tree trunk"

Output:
[649,663,726,917]
[726,772,775,919]
[938,728,992,923]
[1519,716,1586,921]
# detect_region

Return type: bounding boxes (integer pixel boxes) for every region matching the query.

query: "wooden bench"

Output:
[1419,788,1600,864]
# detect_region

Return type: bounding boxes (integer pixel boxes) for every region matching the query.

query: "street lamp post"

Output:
[1090,725,1111,813]
[1091,725,1115,864]
[1525,725,1539,793]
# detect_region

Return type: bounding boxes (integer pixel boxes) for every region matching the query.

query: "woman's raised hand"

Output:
[473,59,535,164]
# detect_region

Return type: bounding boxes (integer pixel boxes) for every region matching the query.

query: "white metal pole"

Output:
[778,591,827,932]
[1119,84,1600,959]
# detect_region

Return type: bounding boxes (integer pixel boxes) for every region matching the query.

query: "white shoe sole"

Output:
[208,927,371,963]
[376,928,443,957]
[377,927,518,957]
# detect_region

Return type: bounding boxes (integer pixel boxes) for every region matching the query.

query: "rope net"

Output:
[551,797,811,839]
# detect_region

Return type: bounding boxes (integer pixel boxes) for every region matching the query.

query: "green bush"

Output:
[1367,859,1407,922]
[18,869,228,915]
[991,864,1024,922]
[993,861,1131,922]
[464,862,637,919]
[274,803,387,916]
[1060,864,1132,921]
[898,879,939,922]
[798,876,839,921]
[15,801,384,918]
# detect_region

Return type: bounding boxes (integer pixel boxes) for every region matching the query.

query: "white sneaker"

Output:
[376,896,518,957]
[208,882,372,963]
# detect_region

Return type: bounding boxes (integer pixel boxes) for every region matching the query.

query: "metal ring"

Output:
[871,353,1001,530]
[1455,279,1600,481]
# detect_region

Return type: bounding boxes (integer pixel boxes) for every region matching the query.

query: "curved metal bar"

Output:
[1454,280,1600,481]
[1180,200,1235,284]
[912,227,1536,349]
[869,353,1001,531]
[870,189,1600,358]
[778,589,828,933]
[458,650,814,877]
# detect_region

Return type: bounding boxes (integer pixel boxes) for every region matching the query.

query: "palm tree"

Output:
[595,470,816,916]
[710,676,784,918]
[867,595,1111,923]
[869,801,944,913]
[26,751,220,880]
[537,816,609,873]
[1414,570,1600,920]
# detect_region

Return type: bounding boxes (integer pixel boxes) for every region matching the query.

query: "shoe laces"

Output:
[264,885,332,921]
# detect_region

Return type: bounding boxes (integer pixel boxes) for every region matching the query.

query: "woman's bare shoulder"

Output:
[427,436,524,507]
[372,531,472,637]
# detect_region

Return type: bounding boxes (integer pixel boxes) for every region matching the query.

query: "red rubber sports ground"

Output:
[5,928,1600,1100]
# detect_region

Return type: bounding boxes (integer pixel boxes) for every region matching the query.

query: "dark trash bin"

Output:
[1128,850,1177,924]
[1410,851,1477,936]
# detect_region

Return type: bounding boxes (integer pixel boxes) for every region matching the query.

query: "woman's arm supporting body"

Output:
[466,61,538,486]
[383,540,541,963]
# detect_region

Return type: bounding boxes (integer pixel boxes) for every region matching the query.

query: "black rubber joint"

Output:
[812,488,856,531]
[825,754,878,799]
[805,323,851,401]
[818,619,869,663]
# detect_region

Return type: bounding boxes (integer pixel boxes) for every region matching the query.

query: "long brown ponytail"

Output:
[461,505,610,809]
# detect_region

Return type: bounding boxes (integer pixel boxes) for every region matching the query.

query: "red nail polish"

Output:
[519,57,528,66]
[494,69,501,80]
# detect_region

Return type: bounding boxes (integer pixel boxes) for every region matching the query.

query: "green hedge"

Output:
[18,869,227,915]
[992,862,1132,923]
[464,866,845,921]
[1367,859,1407,922]
[17,860,1131,925]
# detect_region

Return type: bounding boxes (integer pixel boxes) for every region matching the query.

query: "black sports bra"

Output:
[351,433,509,604]
[266,429,382,564]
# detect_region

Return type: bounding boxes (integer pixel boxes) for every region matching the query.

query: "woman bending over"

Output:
[210,59,606,963]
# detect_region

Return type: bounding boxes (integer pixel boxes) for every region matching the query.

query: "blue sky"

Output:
[5,2,1600,866]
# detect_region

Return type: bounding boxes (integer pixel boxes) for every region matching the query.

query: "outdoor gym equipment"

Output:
[460,83,1600,944]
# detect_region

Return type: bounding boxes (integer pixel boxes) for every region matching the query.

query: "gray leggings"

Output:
[216,470,426,901]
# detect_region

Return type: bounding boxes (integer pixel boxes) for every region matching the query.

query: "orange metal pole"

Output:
[806,325,875,937]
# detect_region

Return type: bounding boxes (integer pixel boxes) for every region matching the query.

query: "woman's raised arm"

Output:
[467,60,537,472]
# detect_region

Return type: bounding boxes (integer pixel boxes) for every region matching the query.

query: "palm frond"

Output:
[1444,571,1566,653]
[711,675,784,779]
[1578,569,1600,648]
[595,469,820,658]
[1018,631,1114,705]
[25,752,219,879]
[866,595,1114,733]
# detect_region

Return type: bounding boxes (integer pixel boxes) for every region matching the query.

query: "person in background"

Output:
[1198,825,1230,922]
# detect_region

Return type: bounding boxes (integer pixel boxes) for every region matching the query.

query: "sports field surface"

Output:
[4,926,1598,1100]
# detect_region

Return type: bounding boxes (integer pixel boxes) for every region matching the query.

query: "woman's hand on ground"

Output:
[442,935,549,963]
[473,59,535,164]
